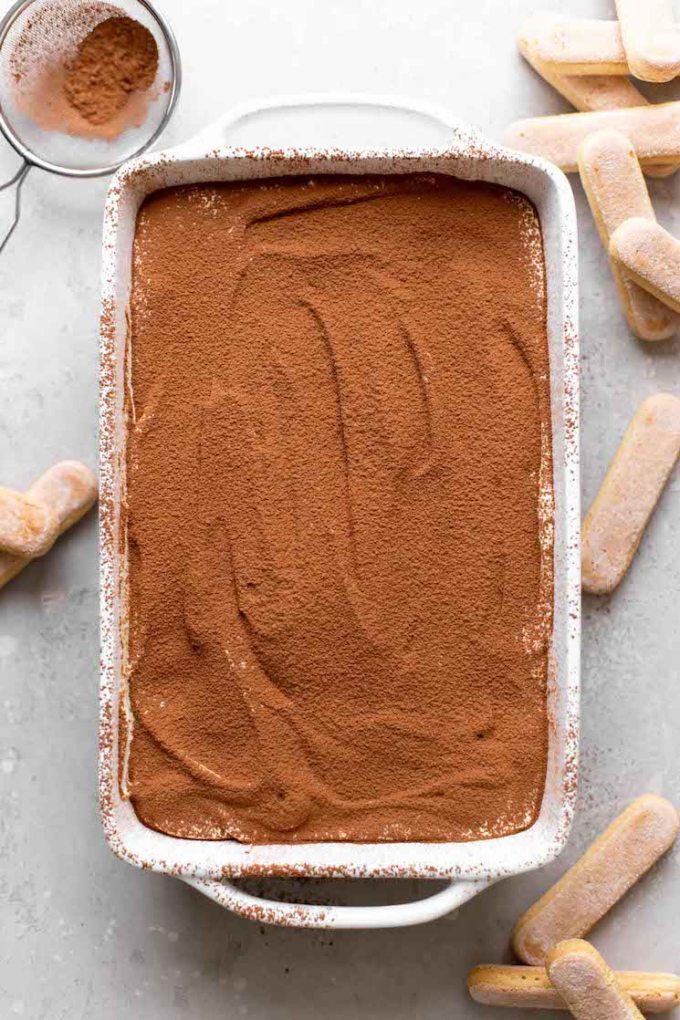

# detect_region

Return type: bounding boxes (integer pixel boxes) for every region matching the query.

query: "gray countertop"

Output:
[1,0,679,1016]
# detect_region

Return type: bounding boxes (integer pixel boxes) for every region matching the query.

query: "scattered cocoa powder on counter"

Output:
[9,1,159,141]
[123,173,554,845]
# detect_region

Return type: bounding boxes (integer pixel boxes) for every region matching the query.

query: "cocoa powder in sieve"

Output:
[63,16,158,126]
[124,173,553,844]
[9,3,159,141]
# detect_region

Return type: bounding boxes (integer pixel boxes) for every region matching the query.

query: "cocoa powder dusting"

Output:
[63,16,158,126]
[9,3,159,141]
[125,173,553,844]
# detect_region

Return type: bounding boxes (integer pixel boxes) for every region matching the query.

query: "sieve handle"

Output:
[0,159,29,255]
[180,875,492,929]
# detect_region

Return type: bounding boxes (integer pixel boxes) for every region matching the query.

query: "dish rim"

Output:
[99,99,580,884]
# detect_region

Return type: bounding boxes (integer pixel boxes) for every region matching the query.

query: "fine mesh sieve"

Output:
[0,0,181,251]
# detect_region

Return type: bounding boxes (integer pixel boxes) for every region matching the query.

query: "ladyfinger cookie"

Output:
[467,964,680,1013]
[512,794,679,965]
[518,15,628,76]
[582,394,680,594]
[610,219,680,315]
[0,487,58,558]
[516,37,677,179]
[504,101,680,172]
[615,0,680,83]
[547,941,646,1020]
[0,461,98,591]
[519,42,645,112]
[577,131,676,341]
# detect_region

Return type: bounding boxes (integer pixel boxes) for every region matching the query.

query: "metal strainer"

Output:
[0,0,181,251]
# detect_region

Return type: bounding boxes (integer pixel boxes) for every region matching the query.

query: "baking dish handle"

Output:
[168,93,487,158]
[181,875,491,929]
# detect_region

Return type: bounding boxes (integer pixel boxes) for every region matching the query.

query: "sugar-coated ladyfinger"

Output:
[28,461,98,533]
[519,15,628,76]
[516,36,677,179]
[582,394,680,594]
[467,964,680,1013]
[519,43,644,112]
[610,219,680,315]
[547,941,646,1020]
[512,794,679,965]
[0,487,58,558]
[504,101,680,172]
[0,461,98,591]
[615,0,680,83]
[577,131,676,341]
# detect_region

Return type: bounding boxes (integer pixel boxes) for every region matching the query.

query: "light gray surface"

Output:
[1,0,679,1016]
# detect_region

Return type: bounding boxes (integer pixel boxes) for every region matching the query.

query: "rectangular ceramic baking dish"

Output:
[99,94,580,929]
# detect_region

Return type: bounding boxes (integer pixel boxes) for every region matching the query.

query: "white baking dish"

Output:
[99,94,580,929]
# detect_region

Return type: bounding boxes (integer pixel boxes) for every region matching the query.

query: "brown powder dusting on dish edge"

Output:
[124,173,554,844]
[10,2,159,140]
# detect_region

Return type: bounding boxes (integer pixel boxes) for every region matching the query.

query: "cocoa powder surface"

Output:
[125,173,553,844]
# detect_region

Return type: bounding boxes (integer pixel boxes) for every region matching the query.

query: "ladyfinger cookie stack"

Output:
[468,795,680,1016]
[0,461,98,590]
[508,3,680,339]
[509,2,680,595]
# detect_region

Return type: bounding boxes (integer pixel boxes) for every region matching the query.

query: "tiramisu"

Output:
[123,173,553,843]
